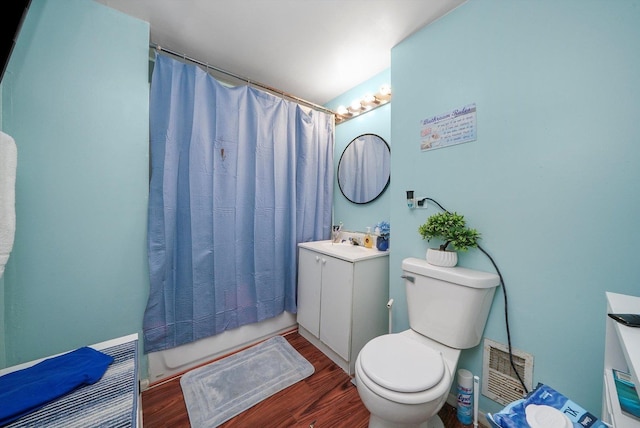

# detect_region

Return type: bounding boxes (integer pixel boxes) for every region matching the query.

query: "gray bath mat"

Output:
[180,335,314,427]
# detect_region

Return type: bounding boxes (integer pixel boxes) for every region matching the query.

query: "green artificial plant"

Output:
[418,211,481,252]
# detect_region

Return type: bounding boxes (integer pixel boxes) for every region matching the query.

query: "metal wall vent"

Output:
[482,338,534,405]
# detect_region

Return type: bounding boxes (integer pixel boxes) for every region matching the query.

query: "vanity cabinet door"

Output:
[297,241,389,375]
[320,256,354,361]
[297,248,322,338]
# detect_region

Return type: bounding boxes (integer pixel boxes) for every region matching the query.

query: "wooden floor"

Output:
[142,331,484,428]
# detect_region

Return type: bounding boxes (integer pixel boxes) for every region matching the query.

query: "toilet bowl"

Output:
[355,330,459,428]
[355,258,500,428]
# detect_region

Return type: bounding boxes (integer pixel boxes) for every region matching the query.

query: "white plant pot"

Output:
[426,248,458,267]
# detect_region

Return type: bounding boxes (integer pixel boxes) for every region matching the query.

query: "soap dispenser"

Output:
[364,227,373,248]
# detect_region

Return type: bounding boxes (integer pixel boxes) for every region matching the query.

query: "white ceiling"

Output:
[95,0,466,106]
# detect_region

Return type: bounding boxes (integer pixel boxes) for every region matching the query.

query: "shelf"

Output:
[604,292,640,427]
[604,369,640,427]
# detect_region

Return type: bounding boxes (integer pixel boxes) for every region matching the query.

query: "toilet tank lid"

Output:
[402,257,500,289]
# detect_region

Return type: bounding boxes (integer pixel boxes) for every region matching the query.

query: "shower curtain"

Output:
[143,53,334,353]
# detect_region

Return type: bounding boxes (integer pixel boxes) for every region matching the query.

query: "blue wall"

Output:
[389,0,640,416]
[1,0,149,369]
[325,69,391,234]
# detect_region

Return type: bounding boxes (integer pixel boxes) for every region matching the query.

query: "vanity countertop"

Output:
[298,240,389,262]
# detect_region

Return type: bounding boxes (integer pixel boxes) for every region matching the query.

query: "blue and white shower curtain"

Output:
[143,53,334,353]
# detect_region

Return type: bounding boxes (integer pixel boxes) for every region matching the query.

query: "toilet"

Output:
[355,257,500,428]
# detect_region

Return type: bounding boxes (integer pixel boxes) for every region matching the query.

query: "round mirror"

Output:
[337,133,390,204]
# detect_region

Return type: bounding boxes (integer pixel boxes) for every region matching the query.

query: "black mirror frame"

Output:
[337,133,391,205]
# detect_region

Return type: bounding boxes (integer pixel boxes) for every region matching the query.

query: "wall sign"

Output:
[420,103,476,151]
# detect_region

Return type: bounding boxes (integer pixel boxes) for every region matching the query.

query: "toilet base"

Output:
[368,414,445,428]
[429,416,445,428]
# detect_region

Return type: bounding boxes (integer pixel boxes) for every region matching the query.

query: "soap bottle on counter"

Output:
[364,227,373,248]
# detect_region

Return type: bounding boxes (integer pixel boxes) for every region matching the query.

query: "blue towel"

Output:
[0,346,113,426]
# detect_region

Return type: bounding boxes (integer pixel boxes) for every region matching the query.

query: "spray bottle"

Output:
[457,369,473,425]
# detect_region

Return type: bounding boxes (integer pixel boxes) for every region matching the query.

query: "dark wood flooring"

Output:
[142,330,485,427]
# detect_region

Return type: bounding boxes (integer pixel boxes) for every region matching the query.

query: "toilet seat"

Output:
[360,335,445,393]
[356,334,452,405]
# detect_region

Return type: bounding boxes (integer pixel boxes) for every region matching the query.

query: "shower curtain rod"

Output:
[150,44,337,118]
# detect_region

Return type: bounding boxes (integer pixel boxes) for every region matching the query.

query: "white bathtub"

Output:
[145,312,297,385]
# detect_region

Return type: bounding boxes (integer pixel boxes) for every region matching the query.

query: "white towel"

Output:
[0,131,17,278]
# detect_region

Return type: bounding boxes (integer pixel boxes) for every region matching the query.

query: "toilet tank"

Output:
[402,257,500,349]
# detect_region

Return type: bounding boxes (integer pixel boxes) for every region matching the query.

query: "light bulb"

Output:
[362,93,376,104]
[350,100,362,111]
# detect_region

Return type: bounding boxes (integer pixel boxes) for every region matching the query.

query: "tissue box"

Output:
[613,369,640,420]
[486,383,607,428]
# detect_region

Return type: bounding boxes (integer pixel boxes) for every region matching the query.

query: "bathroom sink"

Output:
[321,242,371,252]
[322,241,367,248]
[298,240,388,262]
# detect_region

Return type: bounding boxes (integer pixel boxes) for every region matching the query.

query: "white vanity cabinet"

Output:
[602,292,640,427]
[297,241,389,375]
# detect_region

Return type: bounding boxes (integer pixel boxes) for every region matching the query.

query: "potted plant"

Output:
[418,211,480,267]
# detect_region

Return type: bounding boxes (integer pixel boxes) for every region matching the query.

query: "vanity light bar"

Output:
[335,84,392,124]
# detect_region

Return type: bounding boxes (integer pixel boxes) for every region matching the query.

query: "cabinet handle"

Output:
[322,258,327,265]
[315,256,320,262]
